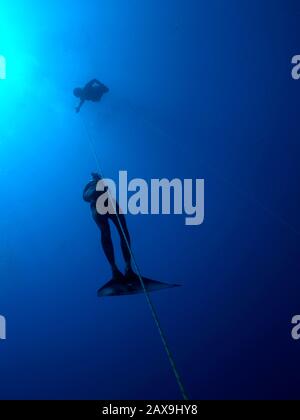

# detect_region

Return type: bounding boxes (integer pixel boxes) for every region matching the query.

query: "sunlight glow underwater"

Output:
[0,14,41,103]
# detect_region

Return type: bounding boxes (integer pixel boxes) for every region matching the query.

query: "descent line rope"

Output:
[80,115,189,401]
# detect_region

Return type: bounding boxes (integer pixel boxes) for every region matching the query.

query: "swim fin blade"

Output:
[97,275,180,297]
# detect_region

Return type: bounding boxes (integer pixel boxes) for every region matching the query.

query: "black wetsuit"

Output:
[83,180,131,269]
[83,80,109,102]
[76,79,109,112]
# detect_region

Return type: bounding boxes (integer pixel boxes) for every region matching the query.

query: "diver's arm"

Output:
[83,181,93,196]
[76,99,85,113]
[83,180,97,202]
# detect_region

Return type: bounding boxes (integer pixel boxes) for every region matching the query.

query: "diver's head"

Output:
[91,172,102,181]
[73,87,83,98]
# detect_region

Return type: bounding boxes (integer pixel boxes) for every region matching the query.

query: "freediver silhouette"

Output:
[74,79,109,113]
[83,172,135,281]
[83,173,180,297]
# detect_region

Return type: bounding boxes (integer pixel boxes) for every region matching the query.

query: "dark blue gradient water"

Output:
[0,0,299,400]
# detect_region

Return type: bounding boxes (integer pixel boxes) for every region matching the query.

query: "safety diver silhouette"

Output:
[83,173,135,281]
[74,79,109,113]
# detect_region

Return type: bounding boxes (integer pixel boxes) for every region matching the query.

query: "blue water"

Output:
[0,0,300,400]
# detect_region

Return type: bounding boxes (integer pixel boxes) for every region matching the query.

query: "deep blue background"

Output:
[0,0,299,400]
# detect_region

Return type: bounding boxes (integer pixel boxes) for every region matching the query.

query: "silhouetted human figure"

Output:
[74,79,109,113]
[83,173,134,281]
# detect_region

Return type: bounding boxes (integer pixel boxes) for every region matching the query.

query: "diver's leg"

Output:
[110,212,132,273]
[94,215,121,278]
